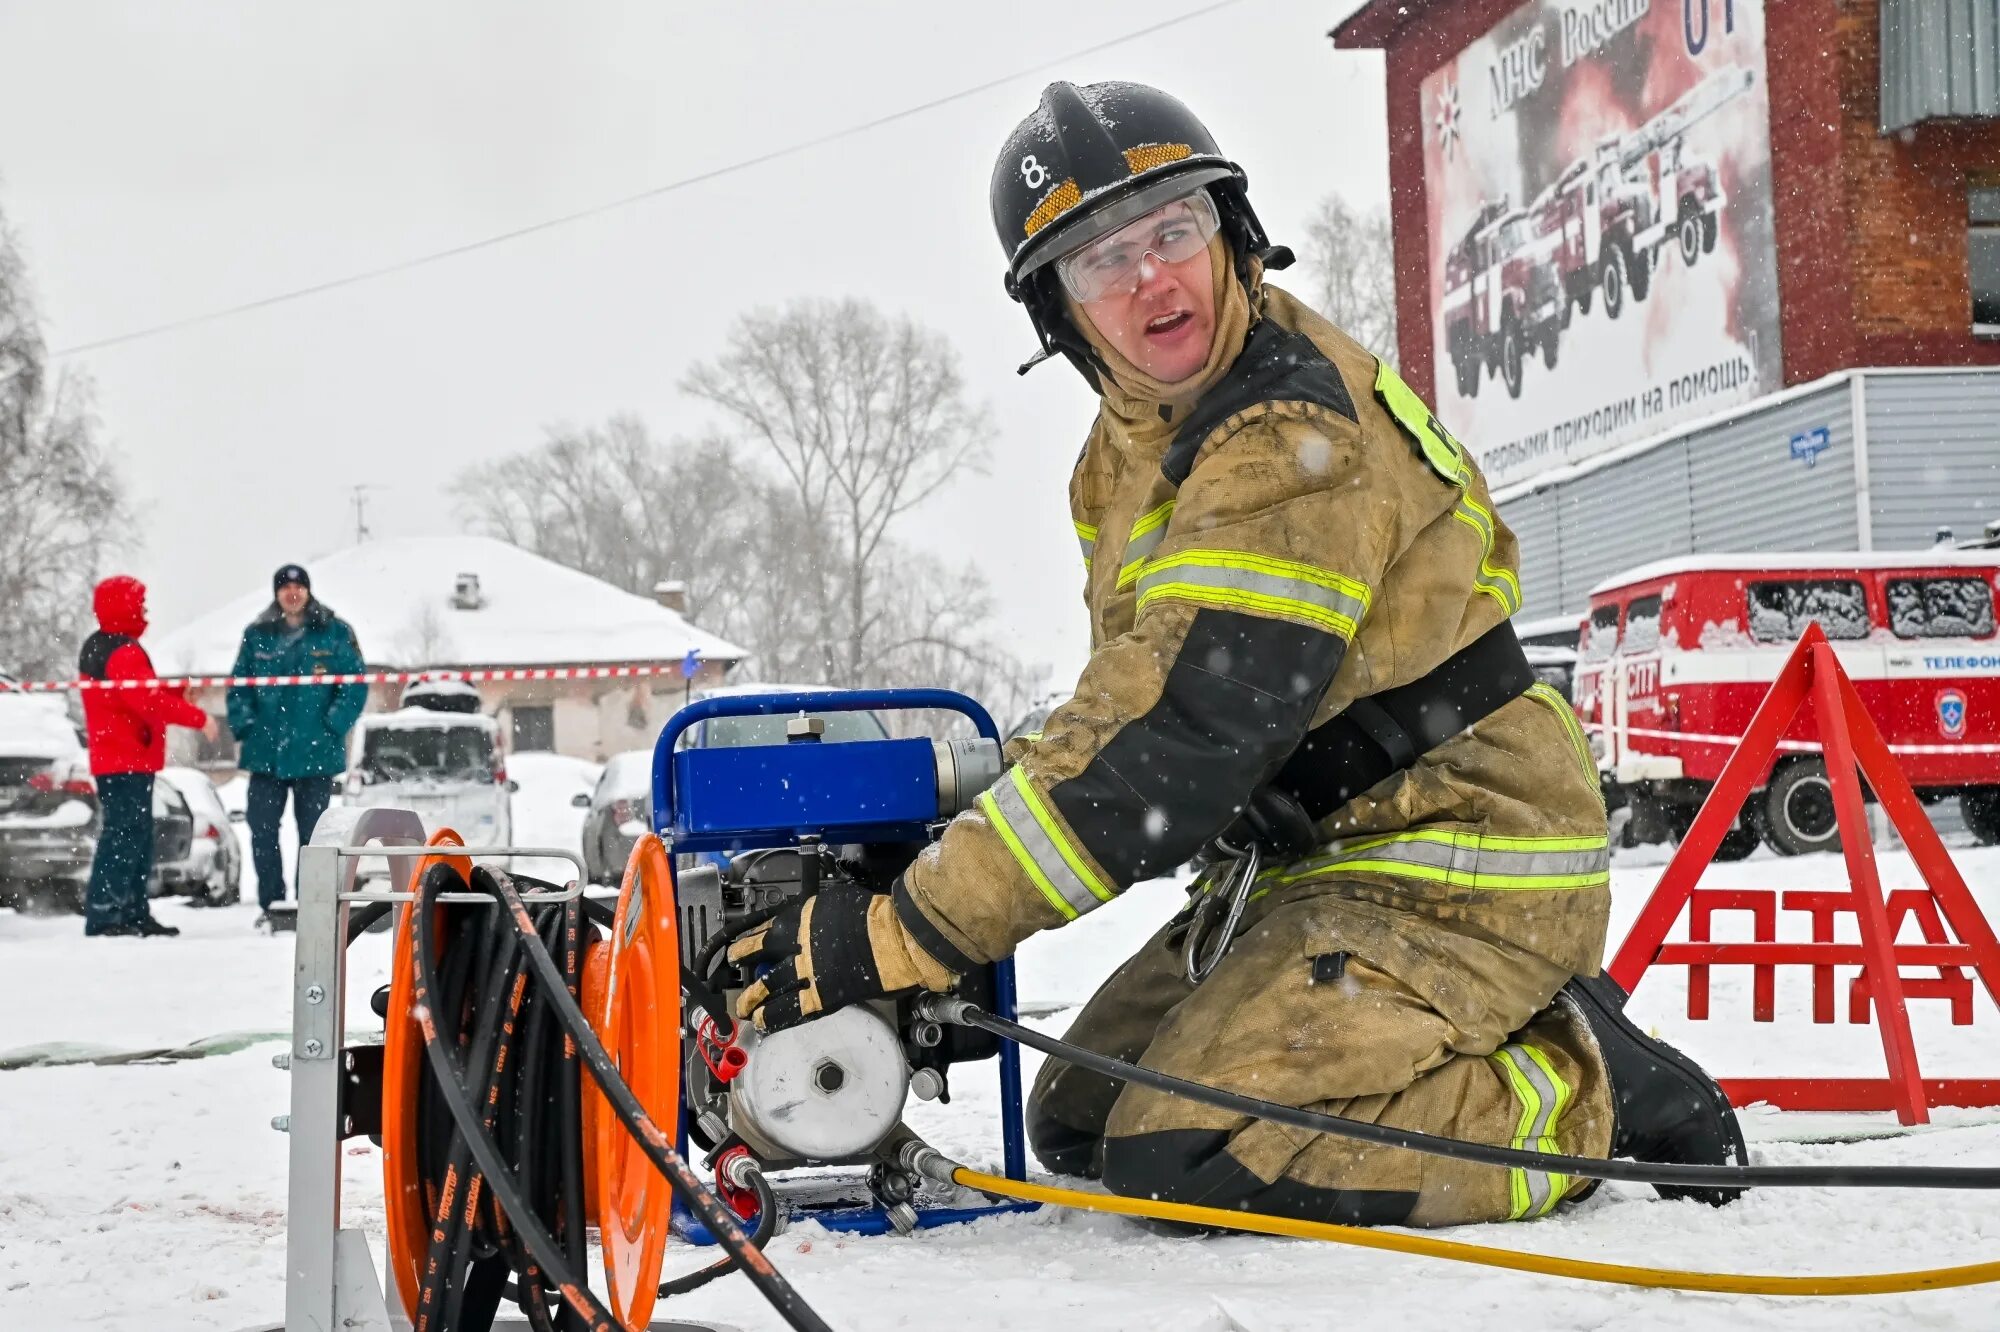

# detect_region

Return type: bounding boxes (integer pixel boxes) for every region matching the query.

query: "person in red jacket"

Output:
[78,576,215,937]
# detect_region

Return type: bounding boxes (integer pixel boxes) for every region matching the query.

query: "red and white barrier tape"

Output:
[0,662,702,694]
[1581,721,2000,757]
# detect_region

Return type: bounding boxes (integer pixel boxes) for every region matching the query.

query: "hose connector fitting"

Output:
[914,994,973,1026]
[897,1138,963,1188]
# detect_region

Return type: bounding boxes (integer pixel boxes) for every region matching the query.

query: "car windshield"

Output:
[700,711,885,748]
[362,725,495,781]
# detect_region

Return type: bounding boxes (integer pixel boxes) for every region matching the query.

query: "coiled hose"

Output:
[408,863,830,1332]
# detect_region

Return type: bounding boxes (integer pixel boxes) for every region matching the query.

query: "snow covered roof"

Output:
[1589,549,2000,596]
[151,536,746,675]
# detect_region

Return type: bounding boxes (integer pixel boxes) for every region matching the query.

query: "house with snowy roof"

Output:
[151,536,744,765]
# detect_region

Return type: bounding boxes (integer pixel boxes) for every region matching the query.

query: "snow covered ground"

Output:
[4,831,1999,1331]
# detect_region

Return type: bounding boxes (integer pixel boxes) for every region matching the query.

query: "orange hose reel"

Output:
[594,832,683,1332]
[378,828,682,1332]
[381,831,474,1327]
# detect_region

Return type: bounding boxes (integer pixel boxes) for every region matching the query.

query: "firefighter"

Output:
[733,80,1746,1227]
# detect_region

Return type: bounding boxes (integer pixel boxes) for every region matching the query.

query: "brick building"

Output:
[1331,0,2000,622]
[1334,0,2000,402]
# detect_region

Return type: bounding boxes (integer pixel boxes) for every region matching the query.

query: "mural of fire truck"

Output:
[1441,200,1566,401]
[1536,67,1752,325]
[1441,66,1756,400]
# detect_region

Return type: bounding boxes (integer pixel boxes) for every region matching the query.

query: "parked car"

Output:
[577,749,651,885]
[344,689,513,849]
[153,765,242,906]
[0,695,194,914]
[1575,551,2000,857]
[0,694,98,913]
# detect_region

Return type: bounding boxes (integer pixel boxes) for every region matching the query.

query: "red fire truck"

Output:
[1572,553,2000,857]
[1440,202,1565,401]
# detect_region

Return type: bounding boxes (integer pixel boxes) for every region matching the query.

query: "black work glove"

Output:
[728,885,956,1033]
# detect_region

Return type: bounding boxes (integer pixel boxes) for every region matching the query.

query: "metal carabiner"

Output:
[1181,838,1261,986]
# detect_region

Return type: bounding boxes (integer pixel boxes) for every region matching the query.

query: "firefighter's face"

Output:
[277,583,310,616]
[1071,216,1218,384]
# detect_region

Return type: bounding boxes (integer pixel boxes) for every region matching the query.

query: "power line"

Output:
[51,1,1245,359]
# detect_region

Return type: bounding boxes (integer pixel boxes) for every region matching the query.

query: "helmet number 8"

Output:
[1020,155,1049,189]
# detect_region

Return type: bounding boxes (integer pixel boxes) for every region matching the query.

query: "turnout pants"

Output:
[84,773,156,935]
[1028,888,1615,1227]
[247,772,337,910]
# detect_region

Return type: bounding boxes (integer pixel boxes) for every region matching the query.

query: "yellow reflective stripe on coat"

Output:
[977,766,1115,921]
[1116,500,1177,590]
[1528,682,1601,796]
[1490,1042,1574,1218]
[1261,827,1610,892]
[1374,361,1467,484]
[1075,521,1099,569]
[1373,361,1521,614]
[1135,549,1370,640]
[1451,493,1522,614]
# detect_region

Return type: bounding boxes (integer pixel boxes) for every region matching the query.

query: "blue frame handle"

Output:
[651,687,999,834]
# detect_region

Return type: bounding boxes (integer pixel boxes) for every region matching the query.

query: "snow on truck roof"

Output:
[1590,550,2000,596]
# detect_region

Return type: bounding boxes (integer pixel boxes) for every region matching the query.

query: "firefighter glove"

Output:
[729,885,957,1033]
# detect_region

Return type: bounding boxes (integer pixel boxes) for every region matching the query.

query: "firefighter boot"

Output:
[1563,971,1747,1206]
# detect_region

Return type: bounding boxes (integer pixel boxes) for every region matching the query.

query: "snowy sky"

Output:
[0,0,1382,680]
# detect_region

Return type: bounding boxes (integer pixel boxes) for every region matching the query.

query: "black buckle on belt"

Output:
[1273,621,1537,824]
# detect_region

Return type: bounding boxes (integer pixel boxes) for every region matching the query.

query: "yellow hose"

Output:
[953,1168,2000,1297]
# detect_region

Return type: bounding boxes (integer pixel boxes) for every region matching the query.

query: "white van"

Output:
[345,682,512,847]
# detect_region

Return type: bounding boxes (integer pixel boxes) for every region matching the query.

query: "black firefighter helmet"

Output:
[990,79,1290,377]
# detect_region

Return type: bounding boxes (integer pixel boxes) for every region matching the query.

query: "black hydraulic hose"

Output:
[416,874,572,1332]
[412,866,817,1332]
[659,1168,784,1299]
[460,866,832,1332]
[930,998,2000,1192]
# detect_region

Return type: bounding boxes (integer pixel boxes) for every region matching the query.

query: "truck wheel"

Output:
[1667,802,1759,860]
[1760,759,1842,856]
[1627,240,1653,302]
[1701,212,1719,253]
[1574,279,1593,316]
[1541,325,1560,369]
[1677,199,1703,268]
[1454,352,1480,399]
[1600,249,1627,320]
[1962,789,2000,845]
[1500,315,1525,399]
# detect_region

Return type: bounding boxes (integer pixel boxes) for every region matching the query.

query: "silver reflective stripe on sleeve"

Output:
[977,766,1115,922]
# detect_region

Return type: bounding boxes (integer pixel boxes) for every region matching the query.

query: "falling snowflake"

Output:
[1434,80,1462,158]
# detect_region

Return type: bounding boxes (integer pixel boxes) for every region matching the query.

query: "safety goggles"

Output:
[1054,191,1221,304]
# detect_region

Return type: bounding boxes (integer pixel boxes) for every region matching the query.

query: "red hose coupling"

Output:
[695,1015,747,1083]
[714,1144,762,1219]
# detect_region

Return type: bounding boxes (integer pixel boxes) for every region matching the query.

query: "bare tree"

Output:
[456,300,1035,721]
[1297,194,1399,368]
[0,209,131,679]
[453,414,753,627]
[682,299,992,687]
